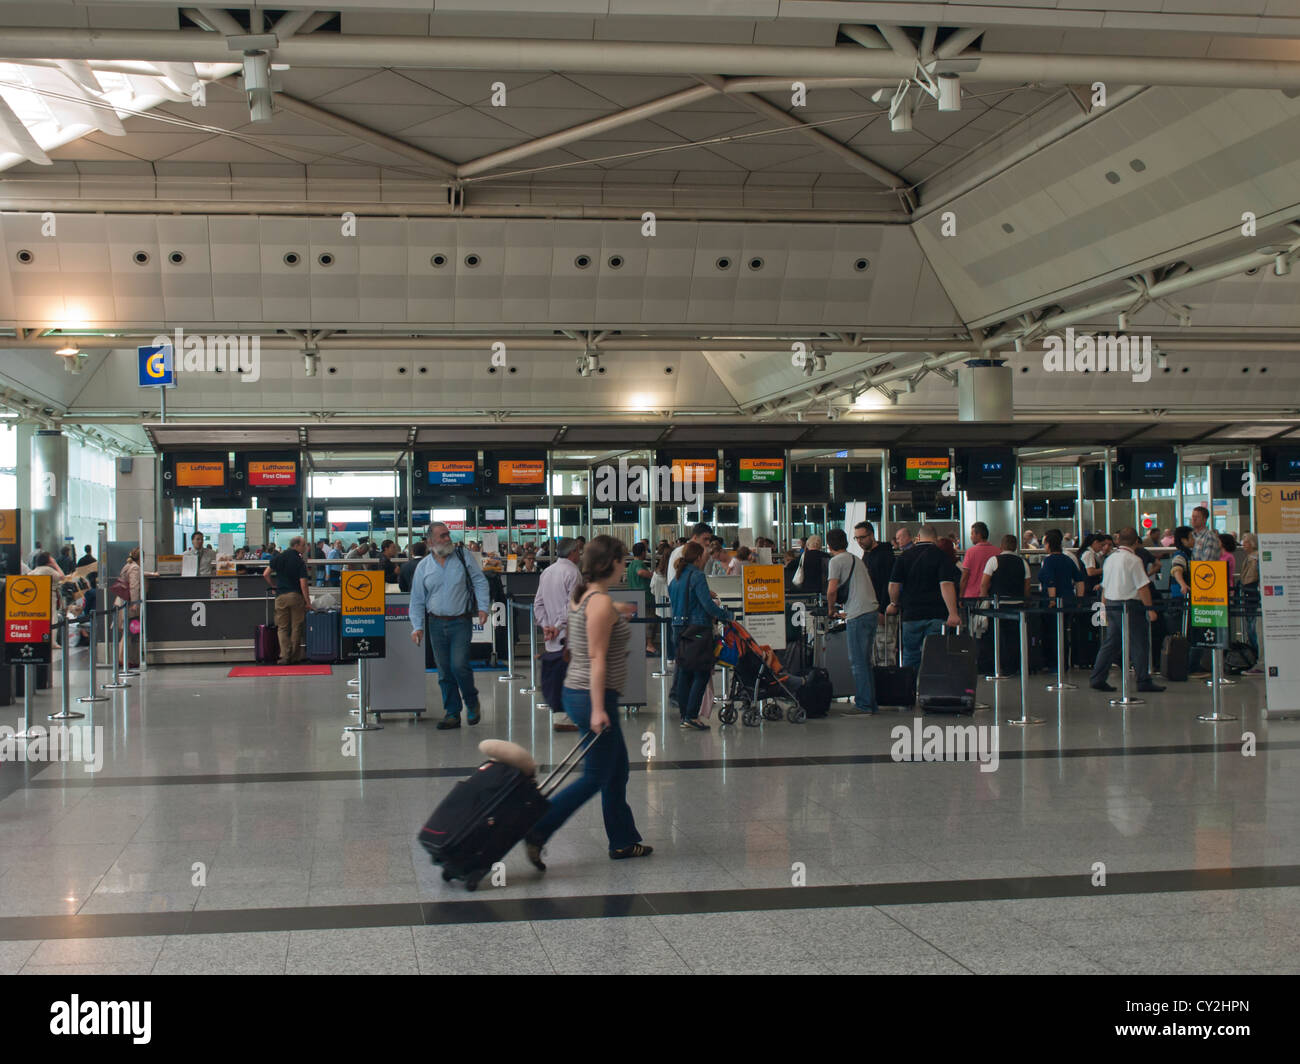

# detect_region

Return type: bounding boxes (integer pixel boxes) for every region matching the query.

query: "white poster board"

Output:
[1257,484,1300,718]
[181,552,198,577]
[483,532,499,555]
[738,526,755,548]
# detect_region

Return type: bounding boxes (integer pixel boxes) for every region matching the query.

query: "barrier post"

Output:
[984,595,1010,681]
[1108,603,1144,706]
[47,619,84,722]
[343,657,382,732]
[1197,647,1238,723]
[1006,606,1044,726]
[78,608,109,703]
[101,605,130,690]
[1046,600,1077,691]
[519,601,537,694]
[498,598,517,682]
[651,603,669,679]
[13,666,40,740]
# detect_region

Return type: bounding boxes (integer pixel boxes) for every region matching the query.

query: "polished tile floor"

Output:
[1,648,1297,974]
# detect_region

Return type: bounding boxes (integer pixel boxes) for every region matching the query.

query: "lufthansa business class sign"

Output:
[341,571,385,660]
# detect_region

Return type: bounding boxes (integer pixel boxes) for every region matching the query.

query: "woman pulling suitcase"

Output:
[524,536,653,869]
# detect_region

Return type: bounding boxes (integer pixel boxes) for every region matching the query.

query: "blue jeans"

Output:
[846,612,879,711]
[673,661,711,721]
[426,616,478,716]
[901,618,945,670]
[530,687,641,852]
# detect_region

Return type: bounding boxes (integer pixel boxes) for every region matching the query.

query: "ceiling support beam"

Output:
[873,25,918,60]
[272,93,459,176]
[935,28,985,61]
[270,9,317,42]
[11,31,1300,89]
[839,25,890,50]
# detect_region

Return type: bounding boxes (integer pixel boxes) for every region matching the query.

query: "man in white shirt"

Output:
[184,531,216,576]
[534,537,582,733]
[668,522,713,580]
[1090,526,1164,693]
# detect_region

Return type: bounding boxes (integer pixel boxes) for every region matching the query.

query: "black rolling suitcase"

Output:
[418,732,601,891]
[873,615,916,708]
[1161,604,1189,681]
[916,629,978,715]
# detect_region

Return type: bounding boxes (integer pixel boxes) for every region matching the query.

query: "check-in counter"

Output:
[364,594,428,718]
[144,573,273,665]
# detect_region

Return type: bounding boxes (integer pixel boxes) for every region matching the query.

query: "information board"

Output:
[247,459,297,488]
[4,573,52,664]
[0,508,19,575]
[1258,483,1300,716]
[341,570,385,659]
[497,459,545,487]
[742,564,786,650]
[176,460,226,488]
[429,459,476,487]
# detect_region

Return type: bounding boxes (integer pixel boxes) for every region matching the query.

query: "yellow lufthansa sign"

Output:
[743,565,785,614]
[0,509,16,546]
[341,570,384,616]
[1257,483,1300,535]
[6,574,51,620]
[1189,561,1227,607]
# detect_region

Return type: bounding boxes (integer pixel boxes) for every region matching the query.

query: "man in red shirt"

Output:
[958,522,1000,602]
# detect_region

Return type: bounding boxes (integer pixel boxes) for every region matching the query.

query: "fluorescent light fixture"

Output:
[55,343,79,356]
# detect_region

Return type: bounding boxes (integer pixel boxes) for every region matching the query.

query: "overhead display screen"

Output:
[428,459,476,487]
[1117,447,1177,489]
[483,508,506,524]
[496,459,546,487]
[247,459,297,488]
[671,458,717,483]
[906,456,950,482]
[737,458,783,483]
[175,460,225,489]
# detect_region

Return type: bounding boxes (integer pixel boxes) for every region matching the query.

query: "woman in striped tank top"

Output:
[525,536,653,869]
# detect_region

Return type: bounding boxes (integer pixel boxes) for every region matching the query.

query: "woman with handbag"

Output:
[668,541,733,731]
[112,548,157,668]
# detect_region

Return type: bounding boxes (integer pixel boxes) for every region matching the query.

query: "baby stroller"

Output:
[716,619,806,726]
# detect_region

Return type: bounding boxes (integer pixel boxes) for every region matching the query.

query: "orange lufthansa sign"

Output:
[671,458,717,483]
[341,570,384,616]
[498,460,545,486]
[0,509,16,545]
[176,460,225,487]
[743,565,785,614]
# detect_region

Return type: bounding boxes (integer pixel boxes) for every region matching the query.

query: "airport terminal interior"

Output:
[0,0,1299,981]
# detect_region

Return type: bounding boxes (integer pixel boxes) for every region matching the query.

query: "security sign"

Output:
[341,570,385,659]
[5,573,53,664]
[138,345,174,388]
[1189,559,1228,649]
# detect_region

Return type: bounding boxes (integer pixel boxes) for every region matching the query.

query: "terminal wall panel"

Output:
[209,216,263,322]
[108,215,164,324]
[309,217,360,322]
[406,218,459,322]
[157,216,215,323]
[454,220,506,324]
[259,217,311,324]
[503,219,555,323]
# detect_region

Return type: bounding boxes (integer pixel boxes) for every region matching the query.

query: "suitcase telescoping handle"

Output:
[539,729,603,798]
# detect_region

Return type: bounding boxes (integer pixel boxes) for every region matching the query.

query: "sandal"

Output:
[610,843,654,860]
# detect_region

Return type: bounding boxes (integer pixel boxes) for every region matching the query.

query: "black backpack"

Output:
[797,667,833,718]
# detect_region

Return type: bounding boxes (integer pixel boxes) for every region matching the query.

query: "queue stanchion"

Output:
[344,657,382,732]
[984,595,1011,682]
[1046,600,1077,692]
[120,600,139,676]
[78,607,109,704]
[1108,603,1144,707]
[519,601,538,695]
[14,665,40,740]
[47,618,84,722]
[1006,605,1044,726]
[101,604,130,690]
[651,602,669,679]
[498,598,517,682]
[1198,646,1238,722]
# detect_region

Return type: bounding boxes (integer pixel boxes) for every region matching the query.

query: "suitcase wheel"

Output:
[464,873,481,892]
[742,708,761,728]
[761,702,782,721]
